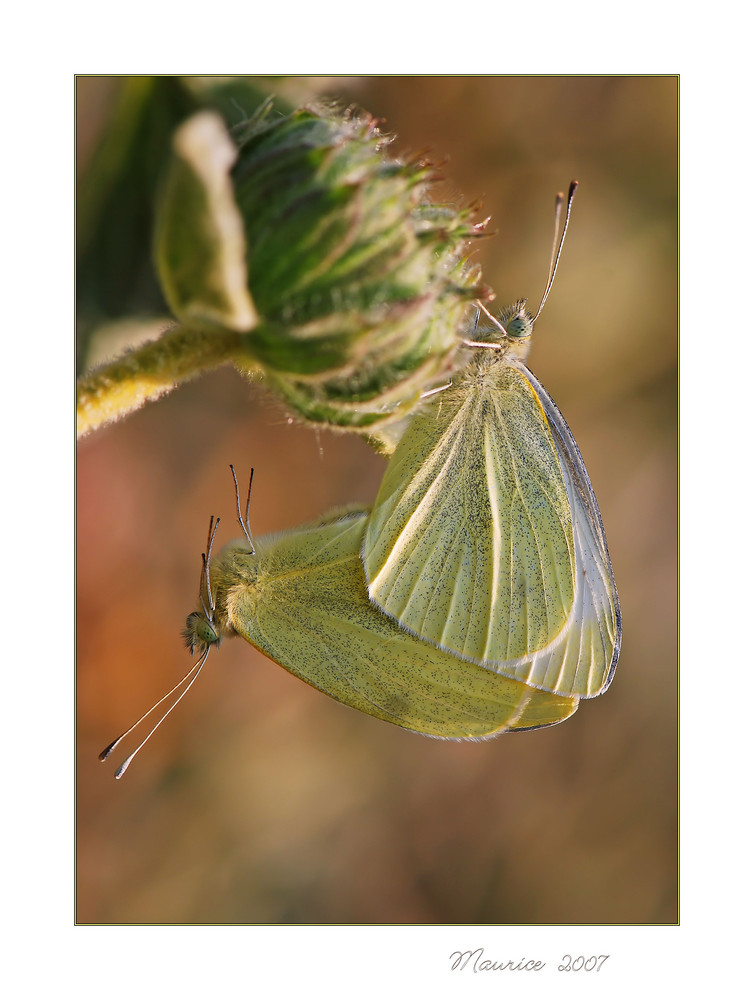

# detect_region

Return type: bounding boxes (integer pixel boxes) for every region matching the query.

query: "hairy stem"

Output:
[76,325,260,438]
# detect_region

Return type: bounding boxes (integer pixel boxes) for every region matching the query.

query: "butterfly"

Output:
[363,182,621,699]
[100,468,578,777]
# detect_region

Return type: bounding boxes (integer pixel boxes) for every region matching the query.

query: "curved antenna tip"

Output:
[532,181,579,322]
[98,736,122,762]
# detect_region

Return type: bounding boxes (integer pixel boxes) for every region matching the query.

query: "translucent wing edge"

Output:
[513,362,622,696]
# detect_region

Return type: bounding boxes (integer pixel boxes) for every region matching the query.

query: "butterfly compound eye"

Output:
[500,301,534,340]
[183,611,219,653]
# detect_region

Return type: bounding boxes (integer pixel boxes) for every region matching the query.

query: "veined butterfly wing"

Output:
[363,343,620,698]
[203,507,579,737]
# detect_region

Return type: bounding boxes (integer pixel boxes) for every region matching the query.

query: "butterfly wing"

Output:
[513,363,621,696]
[225,509,579,737]
[363,360,619,697]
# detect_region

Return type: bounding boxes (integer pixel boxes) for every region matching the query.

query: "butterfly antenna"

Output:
[546,191,565,287]
[230,465,256,553]
[533,180,578,322]
[206,515,220,612]
[99,510,226,778]
[198,515,220,621]
[98,648,210,777]
[106,648,213,779]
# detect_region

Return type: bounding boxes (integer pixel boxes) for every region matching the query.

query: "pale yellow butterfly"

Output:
[100,469,578,777]
[363,183,621,698]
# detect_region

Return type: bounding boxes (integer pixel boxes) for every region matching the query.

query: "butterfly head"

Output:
[490,299,535,362]
[183,610,220,654]
[500,299,534,341]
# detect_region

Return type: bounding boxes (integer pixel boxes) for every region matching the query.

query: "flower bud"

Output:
[156,100,489,428]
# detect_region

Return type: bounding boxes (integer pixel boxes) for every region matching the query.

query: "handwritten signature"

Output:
[449,948,609,973]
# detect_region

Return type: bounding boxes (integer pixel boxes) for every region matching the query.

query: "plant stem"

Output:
[76,324,259,438]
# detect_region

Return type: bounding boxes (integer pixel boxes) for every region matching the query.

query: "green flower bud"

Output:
[155,100,488,429]
[263,252,483,429]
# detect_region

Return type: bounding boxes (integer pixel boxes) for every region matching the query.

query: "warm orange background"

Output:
[76,76,677,924]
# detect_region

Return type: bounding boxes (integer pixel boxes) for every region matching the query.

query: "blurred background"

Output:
[76,76,677,924]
